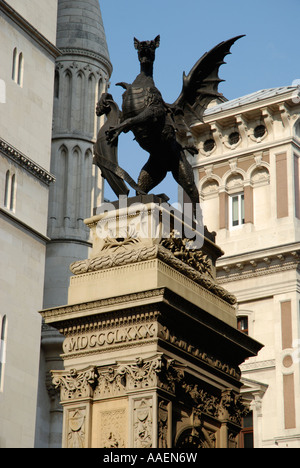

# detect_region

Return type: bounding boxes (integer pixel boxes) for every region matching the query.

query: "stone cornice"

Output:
[40,288,164,326]
[217,244,300,284]
[200,88,300,126]
[0,137,55,185]
[0,0,61,59]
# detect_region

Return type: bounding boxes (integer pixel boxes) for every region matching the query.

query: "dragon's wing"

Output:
[170,35,245,130]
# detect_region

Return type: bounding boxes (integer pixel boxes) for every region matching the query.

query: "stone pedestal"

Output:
[40,196,262,448]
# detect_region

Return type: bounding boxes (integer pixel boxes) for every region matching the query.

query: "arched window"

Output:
[10,174,16,210]
[12,47,18,81]
[0,315,7,391]
[4,170,16,211]
[12,48,24,86]
[17,52,23,86]
[4,170,10,207]
[54,69,60,99]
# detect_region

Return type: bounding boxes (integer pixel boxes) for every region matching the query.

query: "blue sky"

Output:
[100,0,300,203]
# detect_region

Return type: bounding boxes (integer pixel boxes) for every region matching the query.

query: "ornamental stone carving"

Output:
[218,389,249,425]
[69,230,236,305]
[66,408,86,448]
[100,409,126,448]
[52,366,98,401]
[133,397,153,448]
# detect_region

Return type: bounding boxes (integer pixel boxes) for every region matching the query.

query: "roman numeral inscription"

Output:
[63,323,157,354]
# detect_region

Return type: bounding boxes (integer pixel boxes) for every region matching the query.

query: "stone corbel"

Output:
[278,103,291,130]
[229,157,238,173]
[254,151,263,167]
[235,114,249,145]
[261,107,274,136]
[210,121,224,153]
[204,164,214,179]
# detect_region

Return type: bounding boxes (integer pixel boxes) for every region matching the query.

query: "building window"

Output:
[12,48,24,86]
[203,138,215,153]
[0,315,7,391]
[229,131,240,146]
[239,411,254,448]
[54,69,60,99]
[229,192,244,227]
[254,125,266,139]
[4,170,16,211]
[12,47,17,81]
[237,316,249,334]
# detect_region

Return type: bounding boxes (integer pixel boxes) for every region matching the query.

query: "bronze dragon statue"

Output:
[94,35,244,215]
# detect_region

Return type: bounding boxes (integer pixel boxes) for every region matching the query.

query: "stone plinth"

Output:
[40,196,263,448]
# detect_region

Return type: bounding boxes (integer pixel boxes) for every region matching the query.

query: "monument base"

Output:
[40,196,262,448]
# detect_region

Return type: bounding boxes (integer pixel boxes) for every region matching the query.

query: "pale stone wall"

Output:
[5,0,58,44]
[0,0,58,448]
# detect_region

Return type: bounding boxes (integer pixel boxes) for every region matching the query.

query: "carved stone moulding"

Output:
[42,283,261,385]
[70,240,236,306]
[217,247,300,284]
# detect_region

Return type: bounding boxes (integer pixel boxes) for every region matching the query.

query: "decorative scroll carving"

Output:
[94,367,126,399]
[93,356,183,400]
[95,357,163,395]
[120,357,161,390]
[52,366,98,401]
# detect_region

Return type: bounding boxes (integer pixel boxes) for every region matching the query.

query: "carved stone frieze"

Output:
[217,249,300,284]
[62,321,158,357]
[69,231,236,305]
[94,356,173,397]
[70,243,157,275]
[159,324,241,380]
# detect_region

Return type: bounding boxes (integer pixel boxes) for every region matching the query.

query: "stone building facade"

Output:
[0,0,59,448]
[186,86,300,447]
[0,0,111,448]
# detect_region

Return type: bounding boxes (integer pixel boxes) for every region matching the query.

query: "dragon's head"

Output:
[134,35,160,65]
[95,93,113,117]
